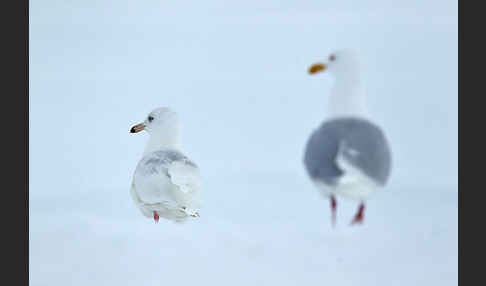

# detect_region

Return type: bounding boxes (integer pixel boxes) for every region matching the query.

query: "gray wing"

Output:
[303,117,392,186]
[136,149,198,178]
[133,149,200,205]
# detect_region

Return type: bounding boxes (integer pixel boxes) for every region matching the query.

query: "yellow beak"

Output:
[308,63,327,75]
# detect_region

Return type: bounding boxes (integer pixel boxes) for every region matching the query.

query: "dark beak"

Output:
[130,123,145,133]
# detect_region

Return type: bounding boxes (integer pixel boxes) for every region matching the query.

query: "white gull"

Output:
[304,50,392,226]
[130,107,202,223]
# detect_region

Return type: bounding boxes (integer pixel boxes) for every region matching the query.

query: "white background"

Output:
[30,1,457,285]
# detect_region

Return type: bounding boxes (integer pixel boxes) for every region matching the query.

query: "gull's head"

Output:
[308,49,361,79]
[130,107,179,135]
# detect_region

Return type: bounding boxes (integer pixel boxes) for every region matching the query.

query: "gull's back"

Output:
[131,149,202,221]
[304,117,391,187]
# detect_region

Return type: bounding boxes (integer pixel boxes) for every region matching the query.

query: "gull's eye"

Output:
[148,116,154,122]
[329,54,336,61]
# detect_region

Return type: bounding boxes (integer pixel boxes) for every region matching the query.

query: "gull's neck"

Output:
[327,74,369,120]
[143,128,180,156]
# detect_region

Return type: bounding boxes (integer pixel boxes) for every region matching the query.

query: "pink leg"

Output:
[153,211,159,223]
[350,203,365,225]
[330,195,337,227]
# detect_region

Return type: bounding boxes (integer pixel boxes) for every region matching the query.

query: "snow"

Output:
[30,171,457,286]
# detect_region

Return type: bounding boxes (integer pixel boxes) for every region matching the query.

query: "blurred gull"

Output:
[304,50,392,226]
[130,107,202,223]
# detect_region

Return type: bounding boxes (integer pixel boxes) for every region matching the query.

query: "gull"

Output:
[304,50,392,226]
[129,107,202,223]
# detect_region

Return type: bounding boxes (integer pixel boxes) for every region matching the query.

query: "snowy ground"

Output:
[30,171,457,286]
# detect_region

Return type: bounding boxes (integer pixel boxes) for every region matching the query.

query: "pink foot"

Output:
[330,195,337,227]
[153,211,159,223]
[350,203,365,225]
